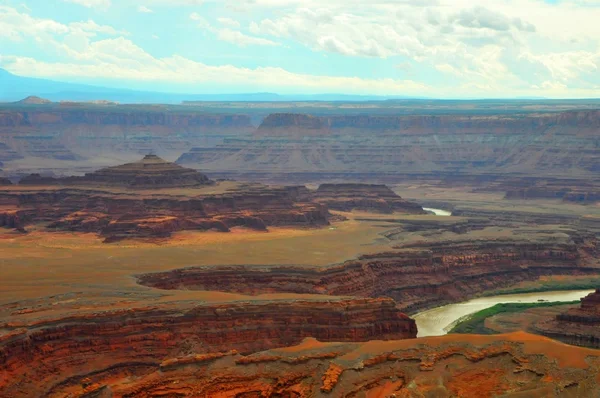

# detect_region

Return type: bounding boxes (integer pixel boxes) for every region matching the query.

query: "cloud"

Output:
[217,17,241,29]
[0,42,430,95]
[137,6,154,13]
[454,7,535,32]
[217,29,280,47]
[191,12,280,47]
[62,0,111,9]
[0,6,122,42]
[2,1,600,97]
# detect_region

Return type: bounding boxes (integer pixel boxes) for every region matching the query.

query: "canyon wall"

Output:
[139,239,599,313]
[0,298,416,397]
[314,183,425,214]
[535,289,600,348]
[178,110,600,182]
[0,106,254,162]
[0,185,330,240]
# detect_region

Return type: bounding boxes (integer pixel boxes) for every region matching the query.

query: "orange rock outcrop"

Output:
[0,298,416,397]
[9,332,600,397]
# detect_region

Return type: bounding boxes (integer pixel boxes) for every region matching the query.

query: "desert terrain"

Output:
[1,100,599,397]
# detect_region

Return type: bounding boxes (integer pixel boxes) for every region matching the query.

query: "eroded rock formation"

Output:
[139,238,599,313]
[19,154,214,189]
[178,110,600,182]
[535,289,600,348]
[0,105,254,161]
[314,183,425,214]
[7,332,600,397]
[0,298,416,397]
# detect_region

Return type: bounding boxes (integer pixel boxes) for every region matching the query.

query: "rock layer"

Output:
[0,185,330,241]
[139,239,599,313]
[12,332,600,397]
[0,105,254,160]
[20,154,214,189]
[314,183,425,214]
[0,298,416,397]
[178,110,600,182]
[535,289,600,348]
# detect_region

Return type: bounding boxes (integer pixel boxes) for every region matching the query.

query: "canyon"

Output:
[0,103,254,168]
[0,100,599,397]
[177,110,600,185]
[138,238,599,314]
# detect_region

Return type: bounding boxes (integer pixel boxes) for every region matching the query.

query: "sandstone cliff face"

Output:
[0,107,254,161]
[0,185,330,240]
[535,289,600,348]
[0,109,253,128]
[0,298,416,397]
[178,110,600,181]
[138,240,597,313]
[314,183,425,214]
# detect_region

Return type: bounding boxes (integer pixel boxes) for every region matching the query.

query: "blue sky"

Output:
[0,0,599,98]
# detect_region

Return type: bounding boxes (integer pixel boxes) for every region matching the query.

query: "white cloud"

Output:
[137,6,154,13]
[216,29,280,47]
[191,12,280,47]
[62,0,111,9]
[0,6,122,42]
[2,1,600,97]
[217,17,241,29]
[0,43,430,95]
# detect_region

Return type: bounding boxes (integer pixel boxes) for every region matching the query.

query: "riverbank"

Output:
[413,289,594,337]
[448,301,579,334]
[423,207,452,216]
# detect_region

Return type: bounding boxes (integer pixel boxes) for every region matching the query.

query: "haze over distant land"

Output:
[1,1,599,99]
[0,68,427,103]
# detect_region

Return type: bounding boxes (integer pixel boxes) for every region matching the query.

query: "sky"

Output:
[0,0,599,98]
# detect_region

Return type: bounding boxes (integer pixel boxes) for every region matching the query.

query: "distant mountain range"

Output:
[0,68,427,104]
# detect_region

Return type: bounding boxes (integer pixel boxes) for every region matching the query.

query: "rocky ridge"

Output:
[0,298,416,397]
[177,110,600,183]
[18,154,214,189]
[139,237,599,314]
[314,183,425,214]
[8,332,600,397]
[535,289,600,348]
[0,106,254,161]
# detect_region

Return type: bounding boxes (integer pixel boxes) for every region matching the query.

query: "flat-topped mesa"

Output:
[534,289,600,348]
[178,110,600,181]
[257,111,600,135]
[17,155,214,189]
[81,154,213,189]
[260,113,327,129]
[2,160,330,240]
[314,183,425,214]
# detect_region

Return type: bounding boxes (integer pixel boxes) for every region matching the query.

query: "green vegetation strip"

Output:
[449,301,579,335]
